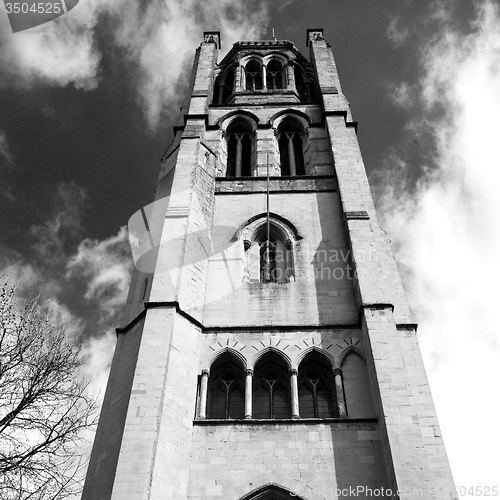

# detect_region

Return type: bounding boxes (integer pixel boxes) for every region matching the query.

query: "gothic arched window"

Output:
[207,353,245,419]
[245,222,293,283]
[277,119,306,176]
[306,67,317,103]
[266,59,284,90]
[220,67,234,104]
[294,65,309,103]
[241,485,299,500]
[253,352,291,419]
[213,66,235,105]
[245,59,263,90]
[226,119,254,177]
[298,352,336,418]
[241,216,297,284]
[341,351,375,418]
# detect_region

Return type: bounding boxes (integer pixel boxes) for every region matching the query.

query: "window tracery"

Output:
[253,353,291,419]
[225,119,254,177]
[199,348,372,422]
[298,353,336,418]
[245,59,263,90]
[207,354,245,420]
[266,59,284,90]
[277,119,306,176]
[242,218,295,283]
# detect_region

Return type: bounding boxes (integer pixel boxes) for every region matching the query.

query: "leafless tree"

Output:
[0,281,99,500]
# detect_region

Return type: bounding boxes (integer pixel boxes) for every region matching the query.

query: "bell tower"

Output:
[82,30,457,500]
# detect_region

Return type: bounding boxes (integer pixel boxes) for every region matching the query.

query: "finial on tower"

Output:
[306,28,324,46]
[203,31,221,49]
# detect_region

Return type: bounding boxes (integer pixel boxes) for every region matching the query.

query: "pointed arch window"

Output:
[341,351,375,418]
[207,354,245,419]
[306,68,317,103]
[294,66,308,103]
[245,59,263,90]
[220,67,235,104]
[226,119,254,177]
[298,352,337,418]
[213,67,235,105]
[241,485,299,500]
[243,221,294,283]
[266,59,284,90]
[277,119,306,176]
[253,353,291,419]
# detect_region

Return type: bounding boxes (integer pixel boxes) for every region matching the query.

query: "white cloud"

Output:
[388,81,414,109]
[0,129,15,201]
[106,0,271,128]
[0,2,102,90]
[80,328,116,396]
[67,226,133,319]
[0,182,131,497]
[376,0,500,489]
[0,0,271,128]
[0,129,12,165]
[29,181,87,261]
[0,261,39,289]
[2,180,131,328]
[387,17,409,48]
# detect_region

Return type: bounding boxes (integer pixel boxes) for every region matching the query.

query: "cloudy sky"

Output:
[0,0,499,494]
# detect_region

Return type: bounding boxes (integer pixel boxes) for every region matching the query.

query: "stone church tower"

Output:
[82,30,457,500]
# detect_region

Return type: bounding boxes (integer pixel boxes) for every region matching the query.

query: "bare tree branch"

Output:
[0,280,99,500]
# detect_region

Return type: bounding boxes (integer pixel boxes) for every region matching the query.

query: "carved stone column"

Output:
[333,368,347,417]
[199,369,209,419]
[285,240,295,281]
[287,60,297,93]
[290,368,300,418]
[287,133,296,176]
[245,369,253,419]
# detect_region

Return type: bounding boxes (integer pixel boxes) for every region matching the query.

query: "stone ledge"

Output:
[117,302,361,336]
[215,176,337,194]
[194,417,378,425]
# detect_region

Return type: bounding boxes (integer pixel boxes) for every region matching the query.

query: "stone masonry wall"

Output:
[309,32,457,499]
[203,190,358,327]
[187,422,388,499]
